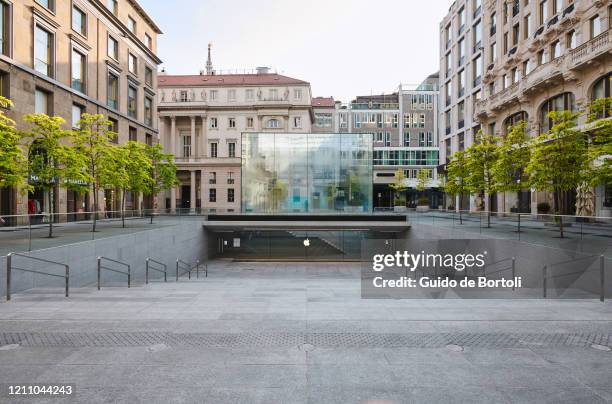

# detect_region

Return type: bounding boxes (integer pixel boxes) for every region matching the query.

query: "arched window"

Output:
[267,119,280,129]
[539,93,575,133]
[503,111,528,135]
[591,72,612,118]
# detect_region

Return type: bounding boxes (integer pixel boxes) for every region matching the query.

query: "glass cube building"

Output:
[241,133,373,214]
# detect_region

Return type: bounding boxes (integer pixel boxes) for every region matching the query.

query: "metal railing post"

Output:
[176,259,179,281]
[6,253,12,301]
[97,257,101,291]
[542,265,547,299]
[196,260,200,279]
[164,267,167,282]
[127,265,131,288]
[512,257,516,291]
[146,259,149,285]
[65,265,69,298]
[188,263,191,280]
[205,263,208,278]
[600,255,605,303]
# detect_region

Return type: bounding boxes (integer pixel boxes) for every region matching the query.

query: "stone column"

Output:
[200,168,206,212]
[201,116,207,157]
[190,116,197,158]
[190,170,196,212]
[170,116,177,156]
[170,187,177,211]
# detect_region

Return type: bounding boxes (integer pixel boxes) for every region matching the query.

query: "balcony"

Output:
[174,156,241,167]
[569,30,611,70]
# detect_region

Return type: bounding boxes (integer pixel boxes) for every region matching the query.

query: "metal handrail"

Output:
[542,255,605,302]
[97,256,131,290]
[176,259,200,281]
[6,252,69,301]
[146,258,167,284]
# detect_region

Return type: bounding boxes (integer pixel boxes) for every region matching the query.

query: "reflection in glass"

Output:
[241,133,373,214]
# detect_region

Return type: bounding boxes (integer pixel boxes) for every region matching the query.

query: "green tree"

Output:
[144,144,179,211]
[492,120,530,200]
[0,97,28,192]
[444,151,469,224]
[388,169,408,207]
[466,130,499,227]
[416,169,431,205]
[526,111,589,237]
[72,114,117,232]
[22,114,88,237]
[118,141,153,227]
[586,98,612,191]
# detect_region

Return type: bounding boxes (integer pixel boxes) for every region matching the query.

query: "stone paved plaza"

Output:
[1,261,612,403]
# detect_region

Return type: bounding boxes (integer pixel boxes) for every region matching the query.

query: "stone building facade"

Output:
[0,0,162,221]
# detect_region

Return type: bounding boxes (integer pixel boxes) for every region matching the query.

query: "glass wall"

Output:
[241,133,373,213]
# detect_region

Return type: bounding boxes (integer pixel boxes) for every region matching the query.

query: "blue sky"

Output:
[139,0,449,102]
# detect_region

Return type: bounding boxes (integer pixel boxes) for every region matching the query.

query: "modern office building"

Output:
[311,97,338,133]
[157,54,313,212]
[439,0,485,210]
[473,0,612,216]
[335,76,441,209]
[0,0,162,221]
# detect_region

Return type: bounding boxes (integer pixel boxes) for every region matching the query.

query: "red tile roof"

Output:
[312,97,336,108]
[158,73,309,87]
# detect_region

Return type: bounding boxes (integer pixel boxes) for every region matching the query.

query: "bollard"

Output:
[6,253,11,301]
[542,265,547,299]
[511,257,516,291]
[65,265,69,298]
[97,257,101,291]
[600,255,605,303]
[196,260,200,279]
[127,265,131,288]
[146,259,149,285]
[176,259,179,282]
[205,263,208,278]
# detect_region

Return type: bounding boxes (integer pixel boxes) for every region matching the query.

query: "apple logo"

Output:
[303,238,310,247]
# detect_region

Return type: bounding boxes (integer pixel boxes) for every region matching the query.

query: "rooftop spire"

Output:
[206,43,214,75]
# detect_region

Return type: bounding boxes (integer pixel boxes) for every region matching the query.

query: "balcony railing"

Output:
[569,30,611,68]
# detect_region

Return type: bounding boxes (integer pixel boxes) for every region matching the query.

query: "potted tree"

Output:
[415,169,431,212]
[389,169,407,212]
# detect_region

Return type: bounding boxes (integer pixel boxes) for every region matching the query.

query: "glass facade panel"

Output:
[241,133,373,214]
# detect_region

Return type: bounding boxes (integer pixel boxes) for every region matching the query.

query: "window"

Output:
[246,89,254,100]
[228,142,236,158]
[129,126,137,142]
[128,53,137,74]
[392,113,398,128]
[228,117,236,128]
[228,89,236,101]
[127,16,136,33]
[504,111,528,134]
[523,59,532,75]
[590,15,602,39]
[71,104,83,128]
[177,90,187,102]
[458,133,465,151]
[512,67,519,84]
[210,90,218,100]
[566,30,577,49]
[144,96,152,126]
[146,134,152,146]
[473,55,482,86]
[458,70,465,97]
[473,21,482,51]
[524,14,532,39]
[108,118,118,143]
[427,132,434,147]
[209,172,216,184]
[145,66,153,87]
[445,24,451,48]
[293,116,301,128]
[210,142,218,158]
[458,39,465,66]
[512,23,519,46]
[539,0,548,25]
[227,189,234,203]
[592,72,612,118]
[209,189,216,203]
[540,92,576,132]
[106,0,117,14]
[490,12,497,36]
[445,52,452,77]
[445,82,452,106]
[403,132,410,146]
[551,40,561,59]
[267,119,280,129]
[458,7,466,34]
[34,25,53,77]
[503,32,509,54]
[458,101,465,128]
[144,33,152,49]
[419,132,426,147]
[182,135,191,157]
[35,89,50,115]
[127,85,137,118]
[108,35,118,60]
[473,0,481,17]
[0,1,9,57]
[0,71,7,99]
[227,172,234,184]
[537,49,546,65]
[490,42,497,63]
[269,89,278,100]
[553,0,562,15]
[294,89,302,100]
[36,0,54,12]
[210,117,218,129]
[106,71,118,109]
[246,117,254,128]
[71,48,86,93]
[72,5,86,36]
[503,74,509,89]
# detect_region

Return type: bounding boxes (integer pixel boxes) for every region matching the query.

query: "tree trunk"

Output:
[92,184,98,233]
[121,189,126,228]
[46,188,53,238]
